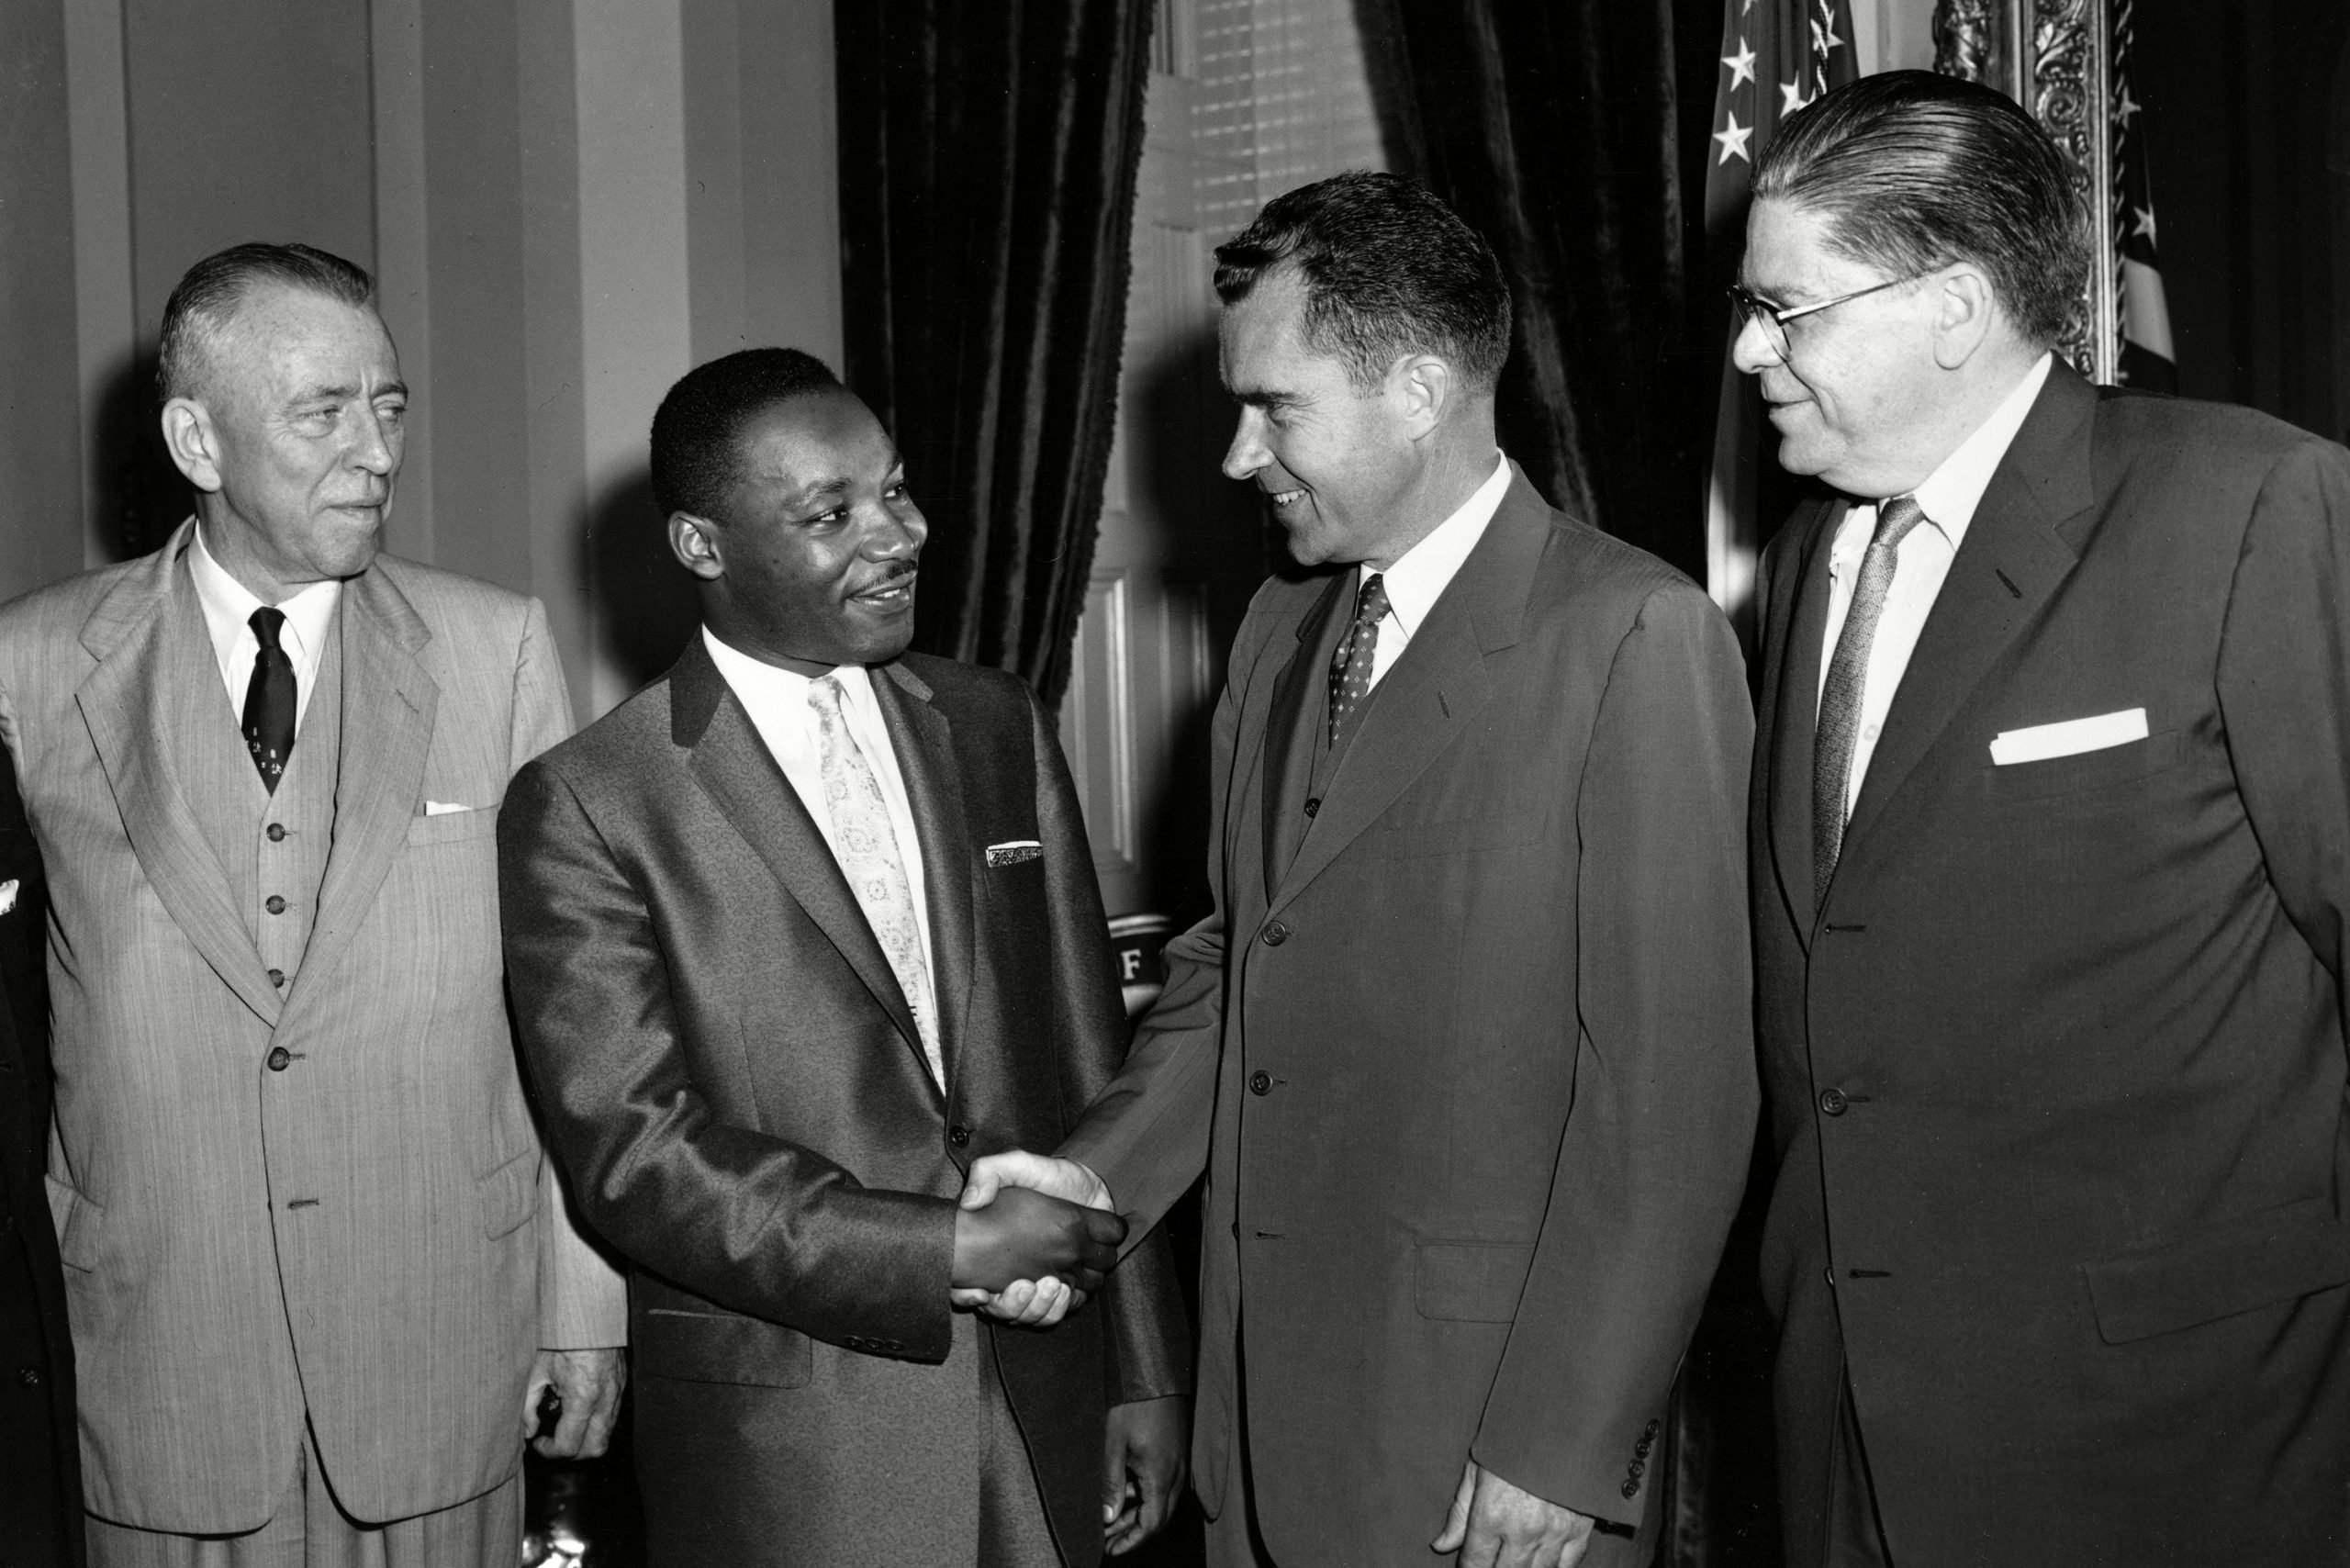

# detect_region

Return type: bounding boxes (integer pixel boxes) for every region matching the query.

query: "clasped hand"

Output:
[949,1150,1117,1325]
[950,1161,1124,1318]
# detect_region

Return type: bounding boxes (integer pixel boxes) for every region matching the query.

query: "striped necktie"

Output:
[1813,495,1928,893]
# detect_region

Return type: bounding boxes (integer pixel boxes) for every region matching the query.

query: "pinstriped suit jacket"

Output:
[0,521,626,1533]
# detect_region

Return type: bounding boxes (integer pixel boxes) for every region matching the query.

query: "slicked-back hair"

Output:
[1753,70,2087,348]
[157,242,376,402]
[650,347,845,522]
[1214,171,1512,395]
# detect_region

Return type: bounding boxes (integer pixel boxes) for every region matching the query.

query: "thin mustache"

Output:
[860,563,919,592]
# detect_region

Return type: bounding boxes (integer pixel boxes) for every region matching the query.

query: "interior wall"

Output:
[0,0,843,722]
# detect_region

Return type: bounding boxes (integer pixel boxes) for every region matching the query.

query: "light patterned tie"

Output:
[808,676,944,1089]
[1813,495,1929,894]
[1327,571,1391,747]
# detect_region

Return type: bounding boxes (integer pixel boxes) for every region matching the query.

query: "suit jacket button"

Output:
[845,1335,865,1350]
[264,894,286,915]
[1248,1070,1272,1096]
[1644,1419,1660,1439]
[266,823,286,843]
[266,1047,292,1071]
[947,1125,971,1148]
[1818,1087,1849,1116]
[1303,798,1320,817]
[16,1366,39,1387]
[1621,1478,1639,1499]
[268,969,285,988]
[1260,922,1288,946]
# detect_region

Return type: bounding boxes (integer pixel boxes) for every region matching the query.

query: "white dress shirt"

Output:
[1816,353,2053,816]
[1362,450,1512,688]
[702,629,937,1013]
[188,522,342,734]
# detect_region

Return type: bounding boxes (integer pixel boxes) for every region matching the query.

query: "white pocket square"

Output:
[424,801,476,816]
[1989,708,2148,766]
[986,840,1043,868]
[0,879,16,916]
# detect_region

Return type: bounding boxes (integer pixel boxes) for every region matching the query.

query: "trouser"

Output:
[1825,1374,1895,1568]
[85,1420,521,1568]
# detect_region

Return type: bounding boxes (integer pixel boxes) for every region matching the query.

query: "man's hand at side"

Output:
[1103,1394,1190,1555]
[951,1184,1125,1301]
[951,1150,1117,1326]
[1432,1460,1595,1568]
[525,1346,626,1459]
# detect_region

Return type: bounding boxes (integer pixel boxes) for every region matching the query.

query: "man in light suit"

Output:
[1,752,81,1568]
[1735,73,2350,1566]
[497,348,1191,1568]
[0,242,626,1565]
[966,172,1759,1568]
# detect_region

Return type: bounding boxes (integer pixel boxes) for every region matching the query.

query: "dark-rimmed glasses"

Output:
[1728,275,1922,361]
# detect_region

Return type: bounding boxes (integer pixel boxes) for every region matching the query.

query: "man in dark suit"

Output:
[497,348,1192,1568]
[1736,72,2350,1566]
[0,754,79,1566]
[964,172,1758,1568]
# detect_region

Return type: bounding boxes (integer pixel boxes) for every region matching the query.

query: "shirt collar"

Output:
[1904,352,2053,549]
[1371,450,1511,638]
[700,626,877,716]
[187,520,341,672]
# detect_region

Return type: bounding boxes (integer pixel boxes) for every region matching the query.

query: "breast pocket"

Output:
[406,805,500,846]
[1984,730,2185,804]
[1373,812,1546,860]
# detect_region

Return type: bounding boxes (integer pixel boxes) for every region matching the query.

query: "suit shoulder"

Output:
[1534,508,1714,622]
[373,554,537,629]
[0,553,149,645]
[524,675,673,790]
[2096,388,2340,473]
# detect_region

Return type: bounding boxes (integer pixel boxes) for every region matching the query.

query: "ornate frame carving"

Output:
[1934,0,2117,381]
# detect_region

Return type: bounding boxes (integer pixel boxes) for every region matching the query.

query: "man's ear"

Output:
[161,398,226,493]
[1930,264,1999,370]
[1391,353,1452,441]
[668,510,725,580]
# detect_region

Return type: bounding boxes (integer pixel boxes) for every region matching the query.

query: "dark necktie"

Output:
[1327,571,1391,748]
[242,607,297,793]
[1813,495,1928,892]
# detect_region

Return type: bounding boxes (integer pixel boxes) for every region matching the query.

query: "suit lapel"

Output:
[1765,498,1843,940]
[871,662,974,1093]
[671,641,928,1071]
[1266,472,1546,920]
[74,527,284,1026]
[1835,364,2098,880]
[297,566,439,999]
[1259,573,1348,902]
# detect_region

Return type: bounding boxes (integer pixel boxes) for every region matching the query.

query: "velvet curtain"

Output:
[834,0,1154,708]
[1358,0,1715,579]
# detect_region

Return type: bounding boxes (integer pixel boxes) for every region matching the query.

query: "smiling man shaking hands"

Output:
[965,174,1758,1568]
[498,350,1191,1568]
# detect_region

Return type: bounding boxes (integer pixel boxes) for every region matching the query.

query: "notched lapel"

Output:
[1767,499,1842,941]
[1266,473,1546,918]
[1259,575,1347,902]
[873,663,974,1092]
[1836,366,2098,881]
[75,532,283,1026]
[675,645,928,1069]
[298,568,439,1000]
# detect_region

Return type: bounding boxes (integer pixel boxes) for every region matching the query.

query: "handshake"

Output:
[946,1151,1120,1327]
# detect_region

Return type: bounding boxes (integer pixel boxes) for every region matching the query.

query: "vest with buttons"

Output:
[173,587,343,997]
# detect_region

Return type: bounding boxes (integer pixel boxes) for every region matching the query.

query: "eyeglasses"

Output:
[1727,274,1921,362]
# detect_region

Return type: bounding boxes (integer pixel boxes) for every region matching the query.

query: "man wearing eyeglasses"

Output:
[1739,71,2350,1568]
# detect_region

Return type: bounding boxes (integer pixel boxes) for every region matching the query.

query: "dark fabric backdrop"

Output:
[834,0,1156,709]
[1354,0,1721,580]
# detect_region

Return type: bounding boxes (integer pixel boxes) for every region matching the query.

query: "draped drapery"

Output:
[1360,0,1712,579]
[834,0,1155,708]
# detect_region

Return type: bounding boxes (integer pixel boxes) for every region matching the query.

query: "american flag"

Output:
[2111,0,2177,391]
[1703,0,1859,634]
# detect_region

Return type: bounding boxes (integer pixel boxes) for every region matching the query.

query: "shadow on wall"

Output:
[91,349,192,565]
[585,469,701,698]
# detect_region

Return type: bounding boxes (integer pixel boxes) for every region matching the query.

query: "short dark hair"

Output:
[157,242,376,401]
[650,347,844,521]
[1214,171,1512,394]
[1753,70,2087,348]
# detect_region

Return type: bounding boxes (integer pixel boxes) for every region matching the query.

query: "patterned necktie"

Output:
[1327,571,1391,748]
[242,607,297,794]
[1813,495,1929,893]
[808,675,943,1089]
